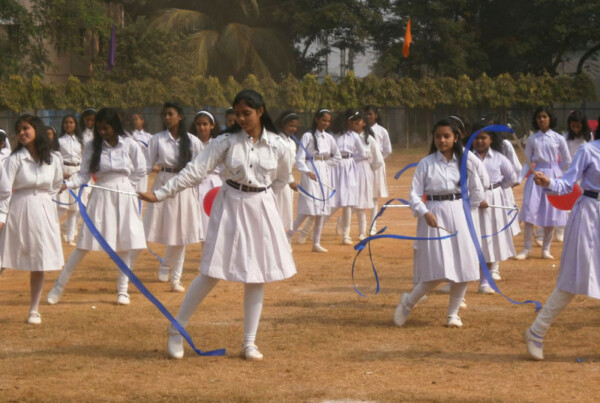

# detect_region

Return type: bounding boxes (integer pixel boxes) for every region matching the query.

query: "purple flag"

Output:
[107,25,116,72]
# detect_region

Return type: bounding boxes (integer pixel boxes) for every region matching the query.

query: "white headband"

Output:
[194,110,215,124]
[449,115,465,131]
[282,112,298,122]
[83,108,97,114]
[347,111,361,120]
[318,108,331,114]
[0,129,6,136]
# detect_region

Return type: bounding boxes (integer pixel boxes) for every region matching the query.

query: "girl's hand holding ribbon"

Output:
[423,212,438,228]
[307,172,317,181]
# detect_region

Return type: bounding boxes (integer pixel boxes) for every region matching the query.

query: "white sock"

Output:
[356,208,367,237]
[448,282,468,317]
[406,280,443,307]
[165,245,186,283]
[370,198,379,232]
[116,250,131,295]
[313,216,324,245]
[523,222,534,250]
[176,274,219,327]
[542,226,554,253]
[291,214,308,233]
[243,283,264,347]
[530,288,574,338]
[342,207,352,238]
[56,248,88,290]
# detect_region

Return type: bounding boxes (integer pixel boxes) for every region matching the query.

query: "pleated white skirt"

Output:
[354,159,374,209]
[478,187,516,262]
[197,173,223,241]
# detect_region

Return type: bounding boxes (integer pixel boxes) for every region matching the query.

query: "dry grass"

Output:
[1,149,599,402]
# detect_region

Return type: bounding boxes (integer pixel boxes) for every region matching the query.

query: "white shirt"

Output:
[501,139,522,175]
[520,129,571,180]
[146,130,202,172]
[565,136,587,161]
[58,134,83,164]
[155,129,292,200]
[66,136,146,189]
[475,148,517,188]
[82,128,94,145]
[278,134,297,184]
[370,123,392,159]
[409,151,484,217]
[295,130,341,173]
[335,131,366,158]
[198,138,223,177]
[356,133,384,170]
[0,149,63,223]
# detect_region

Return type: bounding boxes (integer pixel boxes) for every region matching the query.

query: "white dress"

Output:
[549,140,600,298]
[154,128,297,283]
[132,129,152,193]
[409,151,484,283]
[354,134,383,209]
[295,130,341,216]
[144,130,202,245]
[330,131,365,208]
[66,136,147,252]
[274,134,296,231]
[476,149,518,262]
[56,134,83,211]
[196,138,223,241]
[501,139,522,236]
[371,123,391,198]
[0,149,64,271]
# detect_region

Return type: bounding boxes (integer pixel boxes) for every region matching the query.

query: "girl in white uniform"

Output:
[139,89,296,361]
[56,114,83,246]
[515,107,571,260]
[394,118,484,328]
[287,109,341,252]
[0,115,64,324]
[47,108,147,305]
[524,138,600,360]
[131,112,152,194]
[500,135,522,241]
[144,102,202,292]
[79,108,96,144]
[364,106,392,235]
[470,128,518,294]
[274,110,300,232]
[351,112,383,240]
[189,110,223,242]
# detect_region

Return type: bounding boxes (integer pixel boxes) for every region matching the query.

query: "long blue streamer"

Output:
[394,162,418,180]
[461,124,542,311]
[481,206,518,239]
[291,134,335,204]
[70,185,225,356]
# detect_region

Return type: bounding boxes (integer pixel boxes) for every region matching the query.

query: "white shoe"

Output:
[478,284,495,295]
[62,234,68,243]
[297,231,307,244]
[358,233,366,241]
[171,282,185,293]
[336,217,343,236]
[312,243,328,253]
[117,293,130,305]
[460,299,467,309]
[491,271,502,281]
[27,311,42,325]
[514,249,531,260]
[158,266,170,282]
[167,324,184,359]
[68,240,76,247]
[439,283,451,293]
[415,295,427,306]
[393,293,412,327]
[243,344,264,361]
[541,251,554,260]
[446,315,463,328]
[342,237,353,245]
[524,327,544,361]
[47,284,63,305]
[370,229,377,236]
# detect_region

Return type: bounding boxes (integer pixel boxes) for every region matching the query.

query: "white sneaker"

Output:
[478,284,495,295]
[393,293,412,327]
[358,233,366,241]
[491,271,502,281]
[47,283,63,305]
[514,249,531,260]
[167,324,184,359]
[342,237,353,245]
[541,251,554,260]
[534,238,543,247]
[27,311,42,325]
[243,344,264,361]
[312,243,328,253]
[524,327,544,361]
[68,240,76,247]
[62,234,68,243]
[446,315,463,328]
[370,229,377,236]
[171,282,185,293]
[117,293,130,305]
[336,217,343,236]
[460,299,467,309]
[158,266,170,282]
[297,230,308,244]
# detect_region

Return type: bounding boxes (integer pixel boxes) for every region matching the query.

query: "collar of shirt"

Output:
[102,134,124,149]
[166,130,180,144]
[435,150,457,163]
[243,127,270,146]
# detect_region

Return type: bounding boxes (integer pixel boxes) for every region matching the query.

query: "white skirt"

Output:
[556,195,600,298]
[373,163,389,198]
[297,159,333,216]
[413,199,479,283]
[519,167,568,226]
[76,175,146,252]
[275,184,294,231]
[200,184,297,283]
[197,173,223,242]
[478,187,516,262]
[354,159,374,209]
[330,158,358,208]
[0,189,64,271]
[56,165,80,211]
[135,174,149,193]
[502,186,521,236]
[144,171,201,245]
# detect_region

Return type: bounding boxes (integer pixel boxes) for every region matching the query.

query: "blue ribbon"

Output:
[481,206,518,239]
[394,162,418,180]
[53,199,78,206]
[461,124,542,311]
[291,134,336,204]
[70,185,225,356]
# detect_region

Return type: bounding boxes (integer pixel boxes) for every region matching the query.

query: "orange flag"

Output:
[403,18,412,58]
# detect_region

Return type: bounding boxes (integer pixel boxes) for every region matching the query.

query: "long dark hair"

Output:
[309,108,332,153]
[89,108,127,173]
[162,102,192,170]
[566,110,591,142]
[222,89,278,135]
[428,118,464,173]
[12,114,52,165]
[532,106,557,131]
[60,114,83,145]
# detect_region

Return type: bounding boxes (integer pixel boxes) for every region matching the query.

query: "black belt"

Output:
[583,190,599,199]
[63,162,80,167]
[311,156,329,161]
[341,154,352,159]
[160,167,181,173]
[226,179,270,193]
[425,193,462,201]
[487,183,501,190]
